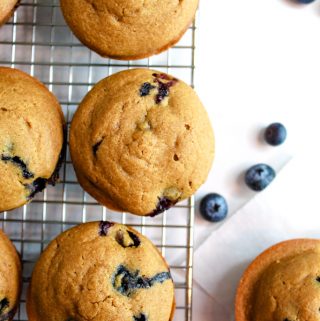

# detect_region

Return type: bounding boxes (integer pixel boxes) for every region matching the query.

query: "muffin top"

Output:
[27,221,175,321]
[0,67,64,212]
[0,229,21,321]
[69,69,214,216]
[236,239,320,321]
[60,0,199,60]
[0,0,18,26]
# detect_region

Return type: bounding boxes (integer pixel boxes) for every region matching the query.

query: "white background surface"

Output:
[193,0,320,319]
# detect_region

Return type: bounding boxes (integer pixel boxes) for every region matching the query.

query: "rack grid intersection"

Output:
[0,1,196,320]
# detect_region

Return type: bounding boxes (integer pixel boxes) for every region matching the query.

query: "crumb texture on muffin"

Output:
[27,222,175,321]
[60,0,199,60]
[69,69,214,216]
[0,229,21,321]
[0,67,64,212]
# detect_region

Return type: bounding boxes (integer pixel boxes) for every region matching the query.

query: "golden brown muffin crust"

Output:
[235,239,320,321]
[0,67,65,212]
[60,0,199,60]
[69,69,214,216]
[27,221,175,321]
[0,229,21,321]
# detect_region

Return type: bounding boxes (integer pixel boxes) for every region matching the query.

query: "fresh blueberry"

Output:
[245,164,276,191]
[200,193,228,222]
[264,123,287,146]
[296,0,316,3]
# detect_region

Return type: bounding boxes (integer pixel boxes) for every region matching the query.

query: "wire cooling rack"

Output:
[0,1,196,320]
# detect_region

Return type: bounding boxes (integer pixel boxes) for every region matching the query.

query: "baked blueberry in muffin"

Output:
[0,229,22,321]
[70,69,214,216]
[0,67,65,212]
[27,222,175,321]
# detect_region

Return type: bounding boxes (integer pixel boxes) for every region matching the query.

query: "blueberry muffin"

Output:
[236,239,320,321]
[27,221,175,321]
[0,0,19,26]
[60,0,199,60]
[70,69,214,216]
[0,67,65,212]
[0,229,22,321]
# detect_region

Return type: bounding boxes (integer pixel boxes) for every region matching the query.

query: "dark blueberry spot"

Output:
[152,73,178,104]
[1,155,34,179]
[134,314,147,321]
[264,122,287,146]
[0,299,9,314]
[99,221,114,236]
[1,128,65,191]
[14,0,21,10]
[113,265,171,297]
[316,276,320,282]
[127,231,141,247]
[155,82,170,104]
[139,82,156,97]
[148,197,177,217]
[92,137,105,156]
[48,126,67,186]
[283,319,292,321]
[296,0,315,3]
[200,193,228,223]
[0,299,15,321]
[245,164,276,192]
[116,230,141,248]
[25,177,47,199]
[149,272,172,286]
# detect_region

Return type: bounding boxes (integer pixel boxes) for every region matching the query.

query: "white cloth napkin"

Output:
[193,154,320,320]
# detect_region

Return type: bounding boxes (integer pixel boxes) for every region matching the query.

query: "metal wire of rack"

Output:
[0,1,197,320]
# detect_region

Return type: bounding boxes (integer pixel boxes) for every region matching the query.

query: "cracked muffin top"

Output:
[27,221,175,321]
[236,239,320,321]
[0,229,21,321]
[69,68,214,216]
[0,67,65,212]
[60,0,199,60]
[0,0,19,26]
